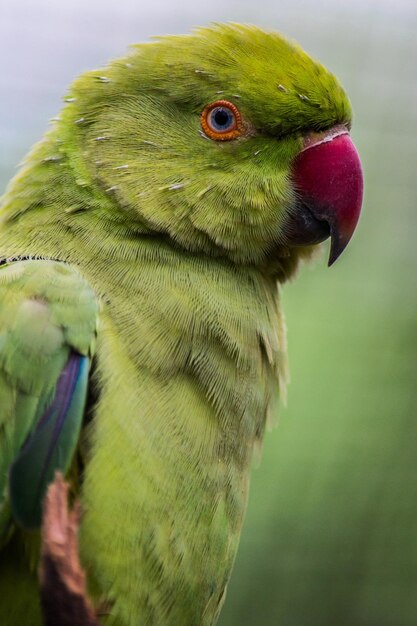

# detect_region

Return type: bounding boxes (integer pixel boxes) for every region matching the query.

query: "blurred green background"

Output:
[1,1,416,624]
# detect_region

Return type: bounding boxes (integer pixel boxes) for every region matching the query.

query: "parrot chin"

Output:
[285,125,364,266]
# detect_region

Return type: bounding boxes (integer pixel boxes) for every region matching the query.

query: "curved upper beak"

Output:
[287,125,364,266]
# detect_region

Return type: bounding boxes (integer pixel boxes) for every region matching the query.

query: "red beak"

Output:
[287,125,364,265]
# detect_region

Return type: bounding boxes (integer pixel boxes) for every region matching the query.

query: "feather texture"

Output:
[0,24,353,626]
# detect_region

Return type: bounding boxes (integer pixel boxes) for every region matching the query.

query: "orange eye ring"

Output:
[200,100,244,141]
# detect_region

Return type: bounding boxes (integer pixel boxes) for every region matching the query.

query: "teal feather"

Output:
[9,353,89,529]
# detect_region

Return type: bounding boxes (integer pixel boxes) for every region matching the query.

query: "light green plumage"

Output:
[0,24,351,626]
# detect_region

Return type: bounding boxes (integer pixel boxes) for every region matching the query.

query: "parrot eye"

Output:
[200,100,244,141]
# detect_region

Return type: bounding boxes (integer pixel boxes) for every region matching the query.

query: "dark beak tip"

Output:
[328,244,344,267]
[328,230,352,266]
[327,252,337,268]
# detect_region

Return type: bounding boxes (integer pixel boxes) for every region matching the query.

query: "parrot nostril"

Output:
[300,124,349,153]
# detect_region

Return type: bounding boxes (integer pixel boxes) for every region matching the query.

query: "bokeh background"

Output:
[1,1,416,624]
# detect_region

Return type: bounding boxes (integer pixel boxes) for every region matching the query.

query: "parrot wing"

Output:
[0,259,98,535]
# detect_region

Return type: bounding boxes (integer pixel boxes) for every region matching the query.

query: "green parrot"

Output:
[0,24,363,626]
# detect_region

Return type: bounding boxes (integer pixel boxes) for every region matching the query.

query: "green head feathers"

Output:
[4,24,352,267]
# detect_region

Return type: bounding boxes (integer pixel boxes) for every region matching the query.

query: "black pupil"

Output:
[213,108,231,128]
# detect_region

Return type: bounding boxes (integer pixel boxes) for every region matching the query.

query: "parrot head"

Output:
[62,23,363,274]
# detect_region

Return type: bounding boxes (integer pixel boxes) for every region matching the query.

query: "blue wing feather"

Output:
[9,352,89,529]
